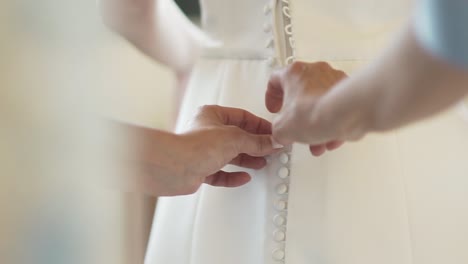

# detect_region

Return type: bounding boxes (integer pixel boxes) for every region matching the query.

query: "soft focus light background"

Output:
[2,1,466,264]
[0,0,199,263]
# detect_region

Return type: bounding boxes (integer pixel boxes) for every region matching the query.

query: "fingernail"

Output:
[271,137,284,149]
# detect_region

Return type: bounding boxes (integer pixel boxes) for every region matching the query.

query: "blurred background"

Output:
[0,0,200,263]
[2,1,467,264]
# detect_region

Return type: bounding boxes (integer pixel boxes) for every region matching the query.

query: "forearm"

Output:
[100,0,208,73]
[106,106,278,196]
[318,25,468,139]
[109,121,184,195]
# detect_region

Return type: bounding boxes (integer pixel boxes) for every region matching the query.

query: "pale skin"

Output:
[266,61,347,156]
[99,0,208,121]
[114,105,280,197]
[101,0,255,196]
[266,24,468,151]
[98,0,344,159]
[101,0,468,159]
[99,0,206,74]
[101,1,282,197]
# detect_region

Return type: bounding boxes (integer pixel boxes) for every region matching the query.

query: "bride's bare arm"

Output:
[328,26,468,134]
[100,0,209,74]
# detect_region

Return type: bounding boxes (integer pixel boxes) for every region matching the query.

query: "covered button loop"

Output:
[263,0,278,68]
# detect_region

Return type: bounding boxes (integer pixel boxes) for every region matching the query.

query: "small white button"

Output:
[279,153,289,164]
[278,167,289,179]
[276,184,288,195]
[273,214,286,226]
[275,200,287,211]
[273,229,286,241]
[263,3,273,15]
[263,23,272,33]
[267,57,277,67]
[272,249,285,261]
[265,38,274,48]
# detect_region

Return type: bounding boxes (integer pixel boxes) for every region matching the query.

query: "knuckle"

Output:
[199,105,221,112]
[314,61,331,70]
[226,127,246,151]
[198,104,216,113]
[337,70,346,76]
[288,61,305,74]
[196,105,207,112]
[257,137,268,153]
[195,105,208,117]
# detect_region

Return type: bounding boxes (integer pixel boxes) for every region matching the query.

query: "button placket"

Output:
[269,0,297,262]
[279,153,289,164]
[273,214,287,227]
[276,183,288,195]
[263,0,278,68]
[278,167,289,179]
[263,2,273,15]
[274,199,288,211]
[273,228,286,242]
[272,248,286,261]
[272,152,290,262]
[267,57,277,67]
[265,38,275,48]
[263,22,272,33]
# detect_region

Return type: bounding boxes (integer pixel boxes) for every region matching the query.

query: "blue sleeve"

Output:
[415,0,468,69]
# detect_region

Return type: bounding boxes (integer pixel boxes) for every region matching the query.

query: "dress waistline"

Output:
[200,47,272,60]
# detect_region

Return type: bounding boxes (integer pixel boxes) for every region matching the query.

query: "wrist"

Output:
[316,79,374,141]
[145,130,193,196]
[149,130,186,176]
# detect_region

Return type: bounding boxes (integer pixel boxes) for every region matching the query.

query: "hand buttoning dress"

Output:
[145,1,468,263]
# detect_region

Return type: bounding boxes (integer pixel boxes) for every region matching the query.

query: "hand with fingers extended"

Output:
[121,105,282,197]
[265,61,347,156]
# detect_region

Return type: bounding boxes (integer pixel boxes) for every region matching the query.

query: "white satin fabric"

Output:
[145,1,468,264]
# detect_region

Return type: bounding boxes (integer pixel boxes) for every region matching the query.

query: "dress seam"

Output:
[188,190,203,263]
[199,56,271,61]
[276,0,296,262]
[188,63,228,263]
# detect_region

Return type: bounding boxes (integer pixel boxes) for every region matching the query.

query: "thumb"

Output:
[272,116,295,146]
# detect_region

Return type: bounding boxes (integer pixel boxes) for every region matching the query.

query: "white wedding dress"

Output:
[145,1,468,263]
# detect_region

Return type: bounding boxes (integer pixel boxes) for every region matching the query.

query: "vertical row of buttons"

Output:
[265,0,297,262]
[282,0,296,66]
[272,151,290,262]
[264,2,285,260]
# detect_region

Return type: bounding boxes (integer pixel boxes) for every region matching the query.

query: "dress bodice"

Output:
[144,2,468,264]
[200,0,272,52]
[200,0,411,61]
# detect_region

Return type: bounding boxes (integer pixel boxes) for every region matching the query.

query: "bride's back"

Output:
[199,0,410,62]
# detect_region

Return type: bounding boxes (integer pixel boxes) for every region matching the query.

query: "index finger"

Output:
[214,106,272,135]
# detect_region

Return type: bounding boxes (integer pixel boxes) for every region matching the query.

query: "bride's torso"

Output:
[146,1,468,264]
[200,0,411,67]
